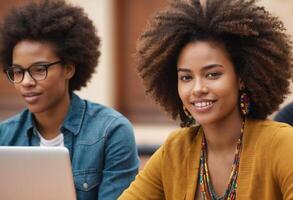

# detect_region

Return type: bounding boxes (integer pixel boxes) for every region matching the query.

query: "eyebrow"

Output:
[12,61,51,68]
[177,64,224,72]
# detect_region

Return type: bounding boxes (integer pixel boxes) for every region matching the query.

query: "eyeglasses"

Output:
[3,61,62,84]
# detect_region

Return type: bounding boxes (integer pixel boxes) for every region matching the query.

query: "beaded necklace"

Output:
[199,120,244,200]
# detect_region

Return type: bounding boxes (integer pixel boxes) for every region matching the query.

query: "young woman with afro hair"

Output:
[0,1,139,199]
[119,0,293,199]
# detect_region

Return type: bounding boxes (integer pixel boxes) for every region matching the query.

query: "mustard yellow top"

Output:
[119,119,293,200]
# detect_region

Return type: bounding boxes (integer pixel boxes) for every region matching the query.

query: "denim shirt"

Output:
[0,93,140,200]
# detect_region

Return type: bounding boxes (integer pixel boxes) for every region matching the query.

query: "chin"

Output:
[26,105,46,114]
[195,120,212,126]
[193,115,219,126]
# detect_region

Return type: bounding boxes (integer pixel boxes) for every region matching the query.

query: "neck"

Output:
[34,93,71,140]
[202,113,243,153]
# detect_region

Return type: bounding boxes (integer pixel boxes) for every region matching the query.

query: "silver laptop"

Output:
[0,146,76,200]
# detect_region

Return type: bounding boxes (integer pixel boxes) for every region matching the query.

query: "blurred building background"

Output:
[0,0,292,165]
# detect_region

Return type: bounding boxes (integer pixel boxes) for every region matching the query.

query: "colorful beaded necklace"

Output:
[199,120,244,200]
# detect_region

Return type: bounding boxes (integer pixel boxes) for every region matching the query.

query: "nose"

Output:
[192,78,208,96]
[21,70,36,86]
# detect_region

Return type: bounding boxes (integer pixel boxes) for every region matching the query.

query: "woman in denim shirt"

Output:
[0,1,139,199]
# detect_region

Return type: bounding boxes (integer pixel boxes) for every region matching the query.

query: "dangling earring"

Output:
[240,90,250,116]
[183,105,193,119]
[182,105,195,127]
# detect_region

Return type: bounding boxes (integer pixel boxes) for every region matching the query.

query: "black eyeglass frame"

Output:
[3,60,62,84]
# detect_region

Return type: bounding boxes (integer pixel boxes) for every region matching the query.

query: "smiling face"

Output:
[177,40,242,126]
[12,40,74,114]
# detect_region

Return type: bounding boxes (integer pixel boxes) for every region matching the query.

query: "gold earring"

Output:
[240,90,250,116]
[183,105,193,119]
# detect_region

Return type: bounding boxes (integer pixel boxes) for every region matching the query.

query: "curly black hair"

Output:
[0,0,100,91]
[137,0,293,127]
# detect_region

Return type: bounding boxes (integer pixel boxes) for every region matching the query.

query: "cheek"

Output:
[218,84,239,104]
[48,79,67,92]
[216,76,239,96]
[39,75,67,95]
[14,84,21,93]
[46,71,67,86]
[177,83,189,101]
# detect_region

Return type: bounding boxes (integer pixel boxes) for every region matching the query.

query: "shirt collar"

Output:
[60,93,86,135]
[22,110,35,138]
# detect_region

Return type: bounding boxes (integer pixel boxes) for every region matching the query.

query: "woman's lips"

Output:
[22,93,42,104]
[191,100,216,113]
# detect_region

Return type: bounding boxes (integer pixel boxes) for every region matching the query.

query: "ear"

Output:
[238,78,245,90]
[64,63,75,79]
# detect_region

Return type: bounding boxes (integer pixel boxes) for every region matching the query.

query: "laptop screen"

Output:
[0,146,76,200]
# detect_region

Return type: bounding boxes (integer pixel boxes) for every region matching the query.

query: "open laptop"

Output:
[0,146,76,200]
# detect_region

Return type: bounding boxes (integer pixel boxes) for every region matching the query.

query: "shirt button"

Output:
[83,182,88,189]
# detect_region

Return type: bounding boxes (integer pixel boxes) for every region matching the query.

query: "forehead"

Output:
[177,40,233,70]
[12,40,58,66]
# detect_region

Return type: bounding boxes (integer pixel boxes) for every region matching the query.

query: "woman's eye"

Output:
[206,72,222,79]
[31,66,46,74]
[13,70,23,75]
[179,75,192,81]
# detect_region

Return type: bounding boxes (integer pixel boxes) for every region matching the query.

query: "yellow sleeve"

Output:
[271,126,293,200]
[118,146,165,200]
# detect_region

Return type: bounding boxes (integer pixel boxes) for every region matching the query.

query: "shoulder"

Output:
[267,120,293,149]
[247,119,293,151]
[255,120,293,189]
[249,119,293,138]
[71,93,128,124]
[0,110,31,144]
[243,120,293,196]
[64,94,134,145]
[84,99,129,124]
[0,109,30,129]
[78,99,134,140]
